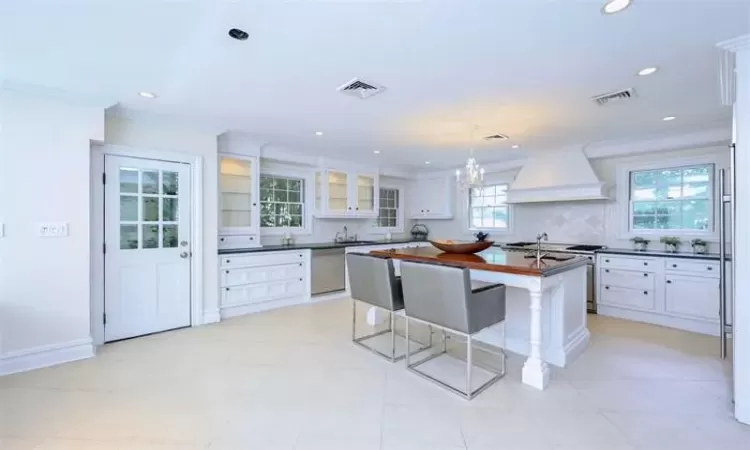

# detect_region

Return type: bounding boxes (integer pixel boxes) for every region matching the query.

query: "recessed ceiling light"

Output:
[638,67,658,76]
[228,28,249,41]
[662,116,676,121]
[139,91,157,99]
[425,161,431,165]
[601,0,632,15]
[373,150,380,154]
[315,131,323,136]
[512,145,520,149]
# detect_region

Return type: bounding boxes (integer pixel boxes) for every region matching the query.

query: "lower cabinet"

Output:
[219,249,311,319]
[597,253,724,336]
[664,274,720,321]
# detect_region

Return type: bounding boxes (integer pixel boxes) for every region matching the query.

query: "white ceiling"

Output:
[1,0,748,169]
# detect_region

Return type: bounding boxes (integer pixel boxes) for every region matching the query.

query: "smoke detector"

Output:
[592,88,637,106]
[337,78,386,99]
[483,134,509,141]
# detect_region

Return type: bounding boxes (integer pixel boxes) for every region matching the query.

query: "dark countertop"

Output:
[218,238,426,255]
[370,247,590,277]
[596,248,730,261]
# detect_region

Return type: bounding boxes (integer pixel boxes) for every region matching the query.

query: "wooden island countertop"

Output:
[369,246,590,277]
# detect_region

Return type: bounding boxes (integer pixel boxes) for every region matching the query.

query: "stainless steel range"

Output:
[500,241,606,313]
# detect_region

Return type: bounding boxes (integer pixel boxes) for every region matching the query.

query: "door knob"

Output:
[180,252,189,259]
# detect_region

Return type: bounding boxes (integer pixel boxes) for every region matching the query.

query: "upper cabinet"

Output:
[219,154,260,246]
[315,169,379,218]
[409,175,454,219]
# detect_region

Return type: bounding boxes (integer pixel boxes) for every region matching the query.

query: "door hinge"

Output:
[103,313,107,325]
[102,172,107,184]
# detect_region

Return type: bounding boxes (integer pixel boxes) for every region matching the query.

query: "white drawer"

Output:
[599,285,656,311]
[222,279,306,307]
[665,258,719,277]
[220,250,307,268]
[599,255,656,271]
[600,268,655,290]
[218,235,260,249]
[221,262,306,287]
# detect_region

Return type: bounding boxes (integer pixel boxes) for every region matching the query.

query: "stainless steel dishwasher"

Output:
[311,248,346,295]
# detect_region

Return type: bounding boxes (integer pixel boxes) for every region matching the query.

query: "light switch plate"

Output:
[38,222,69,237]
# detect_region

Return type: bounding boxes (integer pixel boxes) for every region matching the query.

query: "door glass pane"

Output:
[120,169,139,193]
[163,171,179,195]
[327,171,348,211]
[120,195,138,221]
[120,225,138,249]
[163,225,178,248]
[143,197,159,222]
[357,175,374,211]
[143,225,159,249]
[142,171,159,194]
[163,198,178,221]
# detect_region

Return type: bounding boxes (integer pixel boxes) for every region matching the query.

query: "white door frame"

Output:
[90,143,204,346]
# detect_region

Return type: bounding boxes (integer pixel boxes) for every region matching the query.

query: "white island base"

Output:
[390,262,590,390]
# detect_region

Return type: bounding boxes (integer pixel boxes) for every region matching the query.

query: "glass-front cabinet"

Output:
[316,169,379,218]
[219,154,260,236]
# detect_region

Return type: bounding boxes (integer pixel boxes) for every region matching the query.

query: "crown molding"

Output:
[717,34,750,53]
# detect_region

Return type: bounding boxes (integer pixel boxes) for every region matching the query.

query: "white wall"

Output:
[104,113,220,321]
[425,145,730,251]
[0,89,104,372]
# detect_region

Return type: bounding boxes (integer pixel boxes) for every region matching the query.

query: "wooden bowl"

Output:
[429,240,495,254]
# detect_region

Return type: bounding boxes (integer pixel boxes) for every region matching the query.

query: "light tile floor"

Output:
[1,299,748,449]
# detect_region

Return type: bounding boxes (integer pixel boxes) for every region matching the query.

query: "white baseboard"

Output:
[201,309,221,325]
[0,338,95,376]
[597,305,720,336]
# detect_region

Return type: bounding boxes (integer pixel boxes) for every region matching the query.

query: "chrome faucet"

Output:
[534,232,549,266]
[334,225,349,243]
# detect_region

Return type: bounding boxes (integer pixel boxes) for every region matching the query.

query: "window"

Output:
[374,187,401,230]
[469,184,510,230]
[260,175,305,228]
[629,164,713,232]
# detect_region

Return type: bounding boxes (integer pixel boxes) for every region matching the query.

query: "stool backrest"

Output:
[399,260,472,333]
[347,252,403,311]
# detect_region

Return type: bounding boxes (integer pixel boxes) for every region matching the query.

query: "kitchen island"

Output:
[369,246,591,390]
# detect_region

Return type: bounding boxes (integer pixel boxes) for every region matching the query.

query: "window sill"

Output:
[620,229,719,242]
[370,227,404,235]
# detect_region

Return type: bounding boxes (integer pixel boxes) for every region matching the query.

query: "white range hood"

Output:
[506,146,608,203]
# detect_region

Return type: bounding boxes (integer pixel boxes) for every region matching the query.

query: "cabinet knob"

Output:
[605,286,609,290]
[643,273,648,277]
[672,264,677,268]
[225,270,229,274]
[249,237,254,240]
[299,263,302,267]
[644,262,648,266]
[299,278,303,281]
[226,259,230,263]
[643,290,648,295]
[605,269,610,273]
[356,207,359,210]
[707,266,713,271]
[605,259,610,263]
[252,203,257,206]
[225,287,230,291]
[299,254,303,257]
[220,237,225,242]
[667,280,672,284]
[348,207,352,210]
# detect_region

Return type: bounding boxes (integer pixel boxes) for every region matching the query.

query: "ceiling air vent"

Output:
[484,134,509,141]
[592,88,637,106]
[337,78,386,99]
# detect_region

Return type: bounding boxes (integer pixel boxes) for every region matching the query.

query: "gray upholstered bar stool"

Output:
[400,259,507,400]
[347,252,422,362]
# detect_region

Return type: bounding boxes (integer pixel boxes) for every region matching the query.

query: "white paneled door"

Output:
[104,155,192,342]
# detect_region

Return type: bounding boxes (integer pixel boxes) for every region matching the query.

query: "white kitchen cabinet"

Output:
[218,153,261,248]
[315,169,379,218]
[597,253,726,336]
[664,274,720,321]
[409,175,454,219]
[219,249,311,319]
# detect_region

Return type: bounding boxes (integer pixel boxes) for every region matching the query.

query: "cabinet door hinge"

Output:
[103,313,107,325]
[102,172,107,184]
